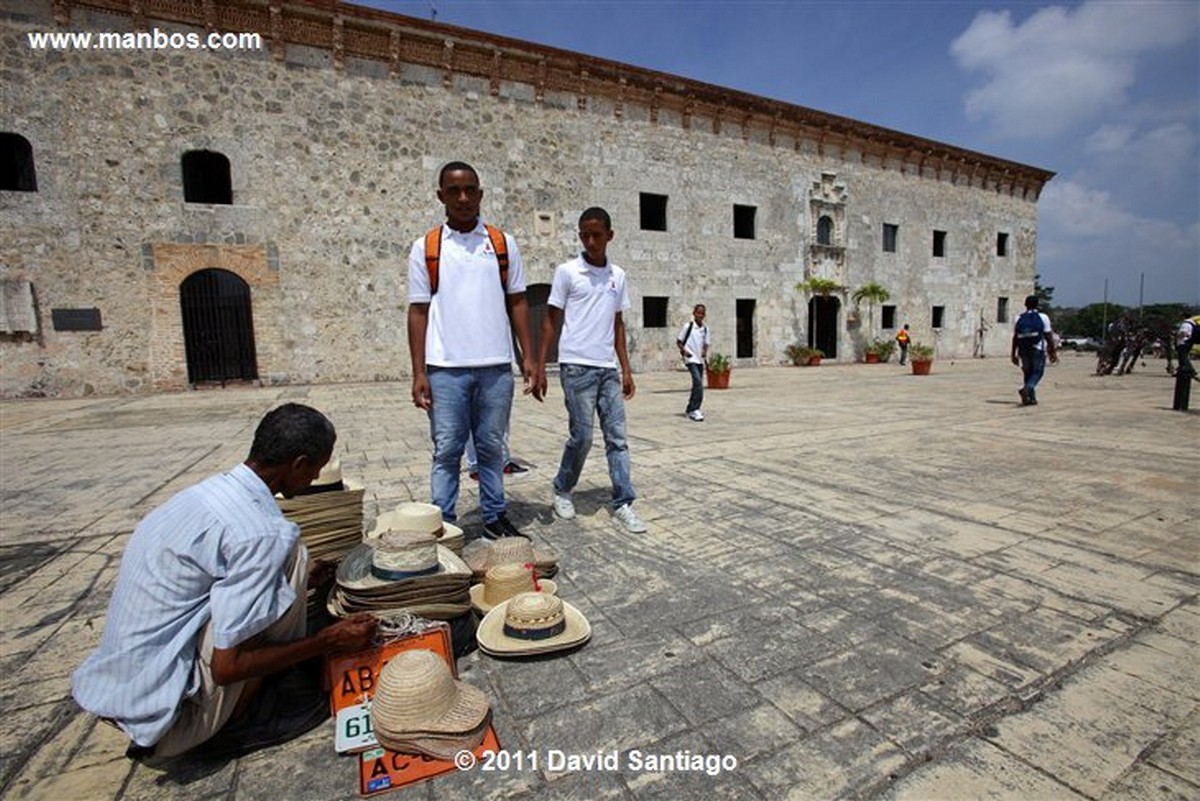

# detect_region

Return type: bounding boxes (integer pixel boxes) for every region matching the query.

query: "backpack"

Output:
[423,224,508,294]
[1014,309,1045,354]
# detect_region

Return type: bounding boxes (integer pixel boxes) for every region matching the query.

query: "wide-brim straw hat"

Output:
[462,537,558,579]
[375,712,491,760]
[369,530,440,580]
[336,542,470,592]
[369,502,464,552]
[371,649,490,740]
[468,563,557,615]
[475,591,590,657]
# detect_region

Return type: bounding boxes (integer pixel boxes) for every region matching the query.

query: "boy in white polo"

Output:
[534,207,647,533]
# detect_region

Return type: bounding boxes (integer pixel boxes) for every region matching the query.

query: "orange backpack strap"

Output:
[484,223,509,291]
[424,227,443,295]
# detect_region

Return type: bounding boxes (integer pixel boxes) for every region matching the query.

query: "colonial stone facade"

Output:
[0,0,1053,397]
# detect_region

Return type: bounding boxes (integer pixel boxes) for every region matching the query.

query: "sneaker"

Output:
[1018,388,1028,405]
[552,491,576,520]
[691,409,705,421]
[613,503,647,534]
[482,514,528,541]
[503,460,530,475]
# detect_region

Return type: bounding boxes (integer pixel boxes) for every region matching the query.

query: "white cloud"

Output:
[950,1,1198,139]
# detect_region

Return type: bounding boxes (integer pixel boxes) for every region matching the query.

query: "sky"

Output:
[361,0,1199,309]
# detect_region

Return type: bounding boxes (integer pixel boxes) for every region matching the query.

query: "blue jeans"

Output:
[426,365,513,524]
[553,364,635,510]
[686,362,704,413]
[1020,349,1046,400]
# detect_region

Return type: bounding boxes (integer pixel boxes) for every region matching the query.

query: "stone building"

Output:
[0,0,1053,398]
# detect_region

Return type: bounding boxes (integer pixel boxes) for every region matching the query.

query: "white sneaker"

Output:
[693,409,705,421]
[613,503,647,533]
[552,491,576,520]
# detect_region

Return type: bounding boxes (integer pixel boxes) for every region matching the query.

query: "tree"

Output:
[1034,274,1054,309]
[851,282,890,338]
[795,276,844,354]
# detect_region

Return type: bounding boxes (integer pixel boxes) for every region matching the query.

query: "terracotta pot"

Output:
[807,356,822,366]
[911,359,932,375]
[706,369,730,389]
[865,353,880,364]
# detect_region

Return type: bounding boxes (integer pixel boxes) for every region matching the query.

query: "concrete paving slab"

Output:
[1,357,1197,799]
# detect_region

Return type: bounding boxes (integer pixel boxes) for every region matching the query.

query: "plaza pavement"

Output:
[0,353,1196,801]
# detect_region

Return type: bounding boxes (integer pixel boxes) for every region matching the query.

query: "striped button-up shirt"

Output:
[72,464,301,746]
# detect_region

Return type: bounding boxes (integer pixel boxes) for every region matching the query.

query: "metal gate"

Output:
[180,268,258,384]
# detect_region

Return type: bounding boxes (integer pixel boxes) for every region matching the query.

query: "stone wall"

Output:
[0,0,1050,397]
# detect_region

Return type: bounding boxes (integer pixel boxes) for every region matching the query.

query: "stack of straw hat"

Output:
[368,502,464,556]
[278,458,364,562]
[370,649,491,759]
[469,562,557,615]
[328,530,472,620]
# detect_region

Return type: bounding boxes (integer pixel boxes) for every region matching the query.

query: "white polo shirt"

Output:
[548,254,631,368]
[407,220,526,368]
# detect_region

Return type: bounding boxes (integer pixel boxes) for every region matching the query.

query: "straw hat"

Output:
[369,530,440,580]
[475,592,590,657]
[291,457,365,496]
[468,563,557,615]
[462,537,558,579]
[336,541,471,592]
[369,502,464,553]
[387,715,492,761]
[371,649,490,743]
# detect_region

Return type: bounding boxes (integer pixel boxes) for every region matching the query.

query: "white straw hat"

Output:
[468,563,557,615]
[369,502,464,552]
[369,530,440,580]
[475,592,590,657]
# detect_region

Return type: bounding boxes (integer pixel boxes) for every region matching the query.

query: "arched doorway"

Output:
[808,295,840,359]
[525,283,557,364]
[180,268,258,384]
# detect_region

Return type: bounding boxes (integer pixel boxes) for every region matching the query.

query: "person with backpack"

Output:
[1010,294,1058,406]
[407,161,540,541]
[896,323,911,365]
[535,206,648,534]
[677,303,710,421]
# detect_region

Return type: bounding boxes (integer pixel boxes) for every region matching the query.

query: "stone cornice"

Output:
[53,0,1055,199]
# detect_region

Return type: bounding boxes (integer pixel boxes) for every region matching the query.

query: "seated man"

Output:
[72,403,376,761]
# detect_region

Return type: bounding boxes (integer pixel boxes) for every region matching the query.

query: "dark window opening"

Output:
[932,306,945,329]
[882,305,896,329]
[736,298,755,358]
[639,192,668,231]
[1,133,37,192]
[882,223,898,253]
[997,232,1009,257]
[643,296,668,328]
[932,230,946,257]
[182,150,232,204]
[997,297,1009,324]
[733,205,756,240]
[817,215,833,245]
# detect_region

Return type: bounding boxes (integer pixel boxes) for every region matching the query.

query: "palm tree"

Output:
[851,282,891,338]
[795,276,844,355]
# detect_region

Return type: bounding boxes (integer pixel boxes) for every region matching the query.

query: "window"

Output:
[733,205,756,240]
[997,232,1009,257]
[932,230,946,257]
[643,296,668,328]
[0,133,37,192]
[882,223,898,253]
[996,297,1009,324]
[932,306,945,329]
[182,150,232,204]
[639,193,668,231]
[816,215,833,245]
[881,305,896,329]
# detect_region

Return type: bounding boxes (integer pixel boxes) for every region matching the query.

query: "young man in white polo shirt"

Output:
[535,207,647,534]
[407,161,539,540]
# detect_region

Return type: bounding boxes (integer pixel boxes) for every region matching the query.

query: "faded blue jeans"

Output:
[686,362,705,414]
[426,364,513,524]
[553,363,635,510]
[1019,349,1046,401]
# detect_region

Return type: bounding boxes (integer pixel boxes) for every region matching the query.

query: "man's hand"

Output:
[321,613,377,653]
[412,374,432,410]
[521,357,544,402]
[622,371,636,400]
[1010,353,1019,366]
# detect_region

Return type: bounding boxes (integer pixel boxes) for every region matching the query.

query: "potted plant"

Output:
[785,344,824,366]
[909,342,935,375]
[863,339,895,364]
[706,352,732,389]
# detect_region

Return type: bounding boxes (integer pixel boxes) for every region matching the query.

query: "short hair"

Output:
[579,206,612,230]
[694,304,706,313]
[248,403,336,467]
[438,161,479,188]
[1024,294,1039,309]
